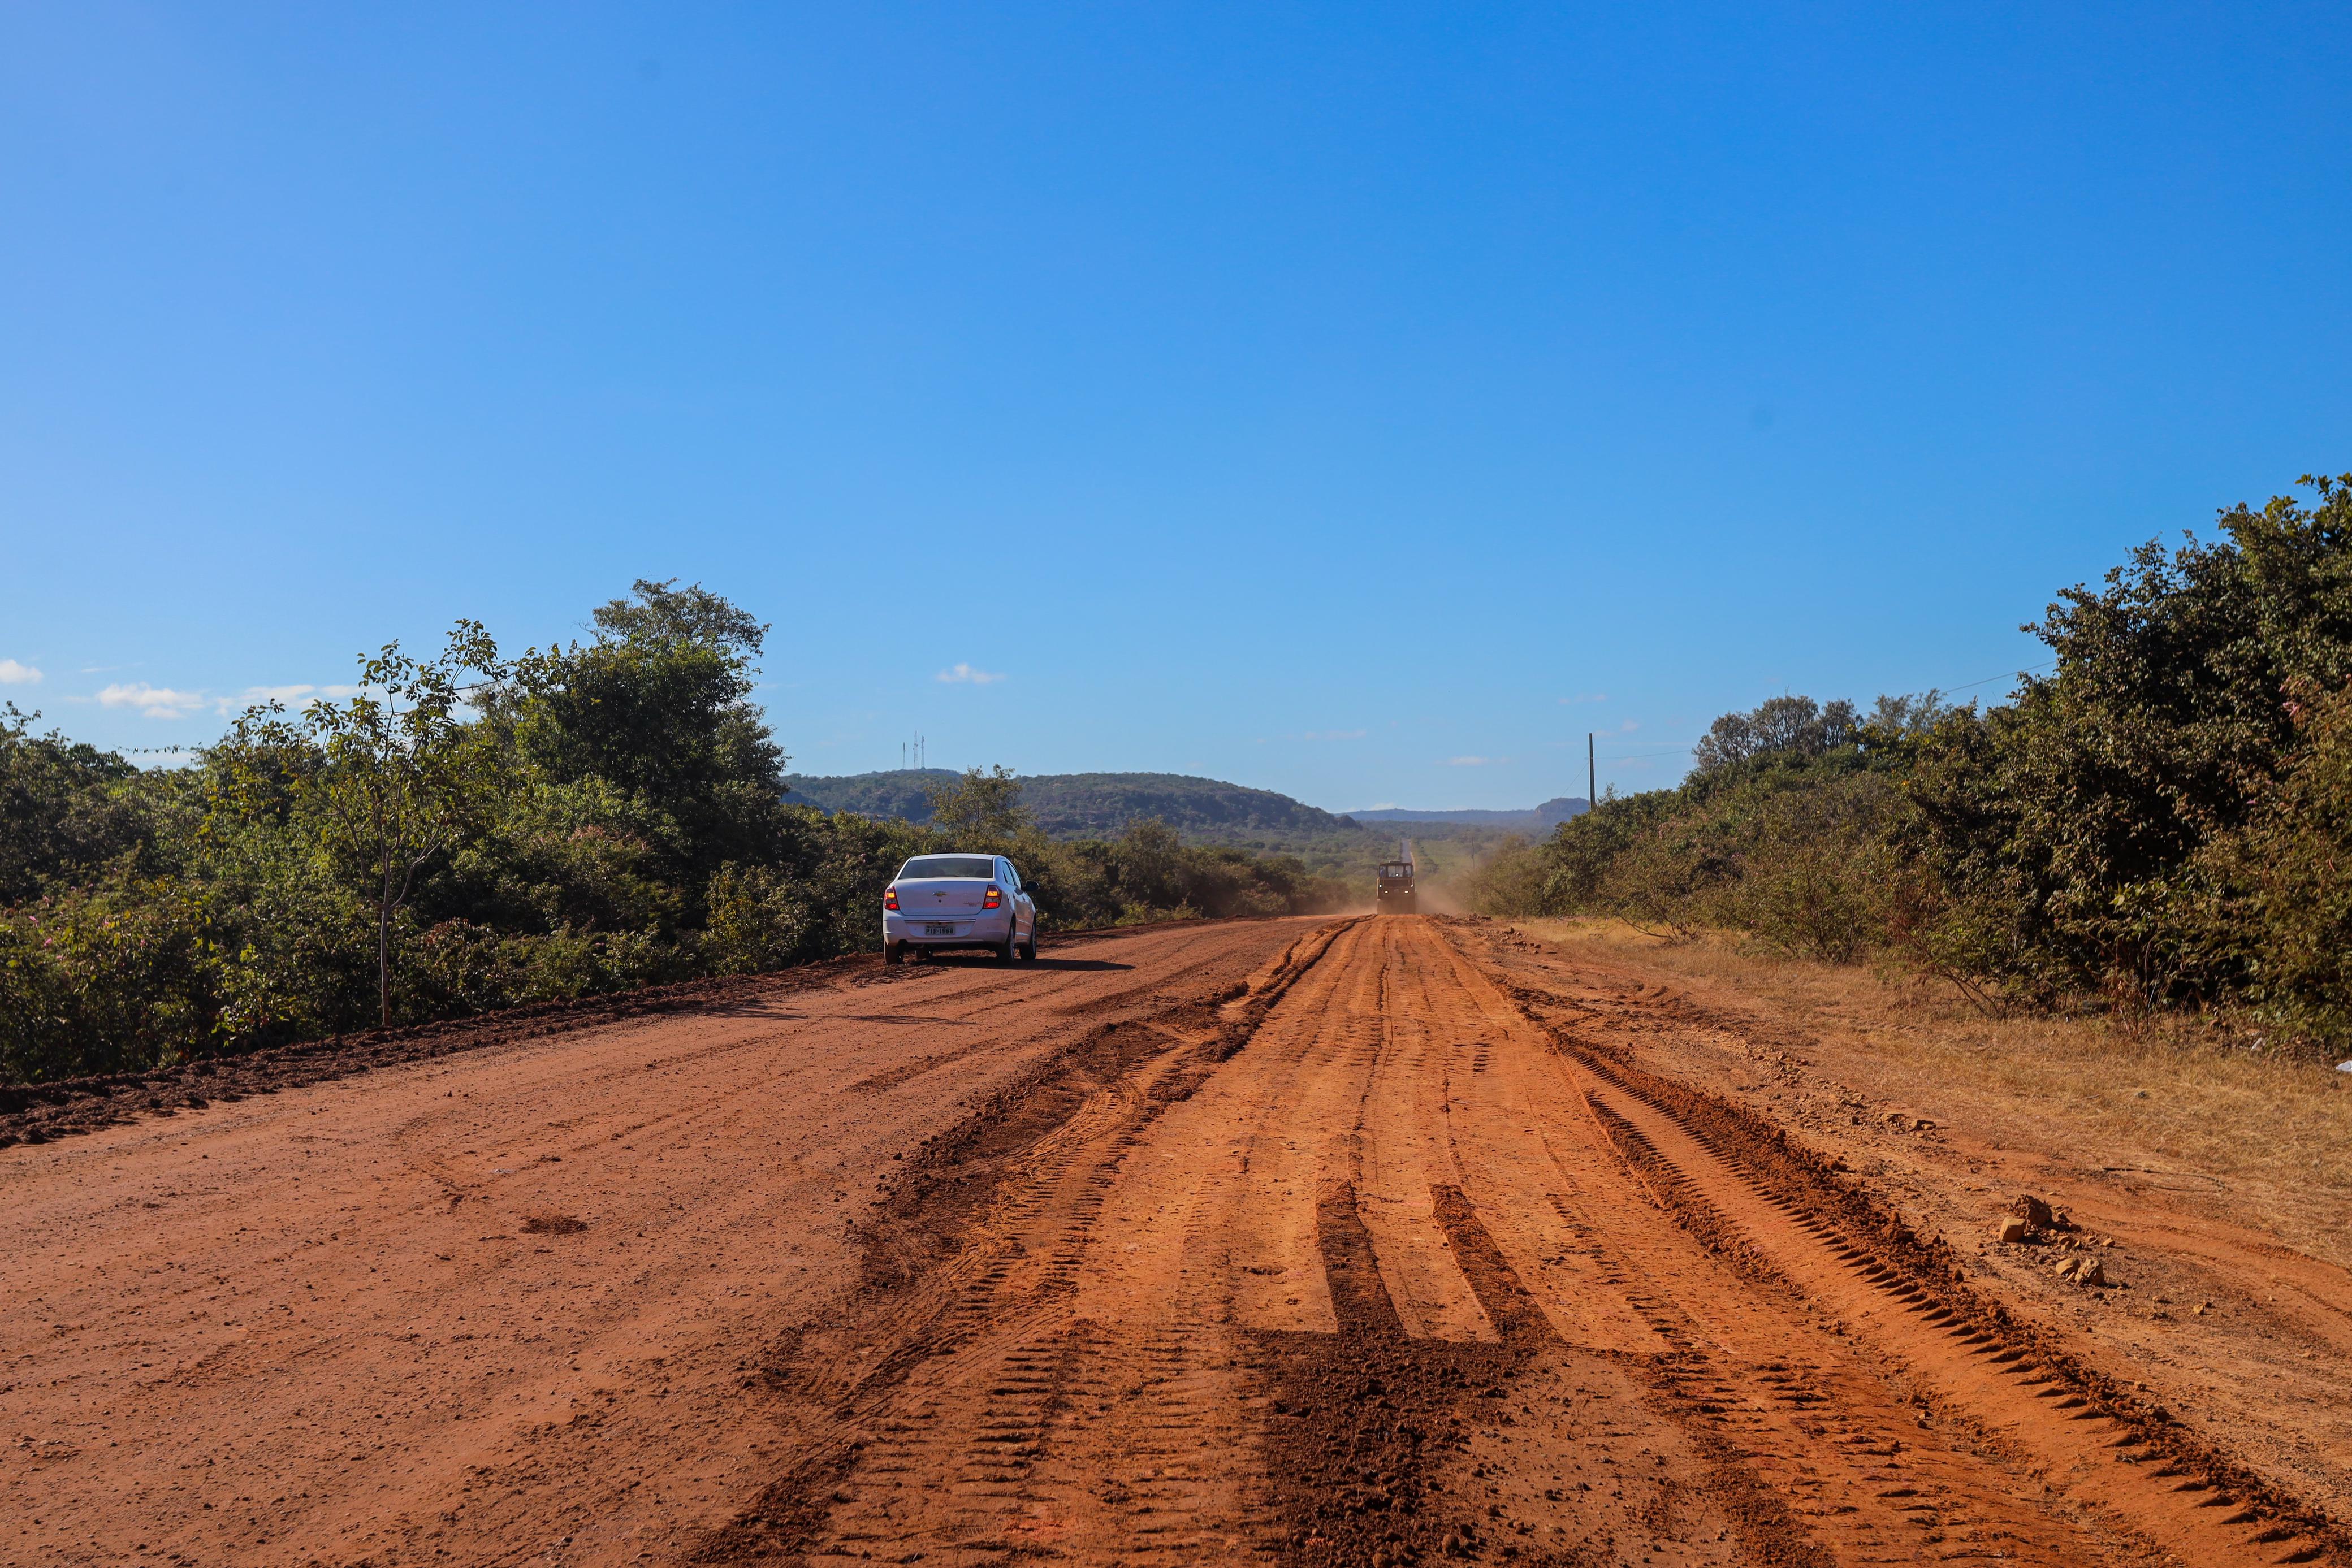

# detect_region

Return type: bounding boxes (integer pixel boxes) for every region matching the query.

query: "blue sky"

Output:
[5,4,2347,810]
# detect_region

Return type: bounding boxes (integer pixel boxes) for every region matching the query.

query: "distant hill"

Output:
[782,769,1361,841]
[1348,798,1588,829]
[782,769,958,825]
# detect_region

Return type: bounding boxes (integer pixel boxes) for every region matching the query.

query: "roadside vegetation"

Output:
[0,581,1346,1084]
[1470,472,2352,1060]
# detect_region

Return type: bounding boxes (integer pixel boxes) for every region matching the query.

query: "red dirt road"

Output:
[3,916,2342,1567]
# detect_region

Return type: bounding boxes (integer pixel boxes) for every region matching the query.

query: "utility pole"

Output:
[1588,732,1596,814]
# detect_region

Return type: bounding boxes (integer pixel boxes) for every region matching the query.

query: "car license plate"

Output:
[923,923,956,936]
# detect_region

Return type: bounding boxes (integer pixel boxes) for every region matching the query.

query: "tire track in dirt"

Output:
[714,916,2173,1567]
[1576,1079,2338,1564]
[693,919,1359,1563]
[1438,920,2349,1567]
[1463,919,2352,1524]
[1426,1183,1826,1568]
[1400,919,2098,1567]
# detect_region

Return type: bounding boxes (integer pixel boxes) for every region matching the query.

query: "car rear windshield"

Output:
[898,856,996,880]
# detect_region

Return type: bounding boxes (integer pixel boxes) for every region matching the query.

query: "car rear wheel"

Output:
[1021,929,1037,961]
[885,942,904,966]
[997,930,1018,964]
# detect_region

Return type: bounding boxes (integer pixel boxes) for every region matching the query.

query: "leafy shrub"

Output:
[2173,678,2352,1047]
[703,864,822,974]
[0,874,221,1081]
[1,705,161,904]
[401,920,694,1015]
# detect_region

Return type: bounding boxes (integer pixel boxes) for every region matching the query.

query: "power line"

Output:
[1938,659,2055,694]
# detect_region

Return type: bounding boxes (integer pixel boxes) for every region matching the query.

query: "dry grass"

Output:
[1512,917,2352,1267]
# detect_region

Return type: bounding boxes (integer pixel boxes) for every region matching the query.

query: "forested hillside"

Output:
[1471,472,2352,1059]
[786,769,1356,839]
[786,768,1541,886]
[0,582,1347,1085]
[1349,799,1587,829]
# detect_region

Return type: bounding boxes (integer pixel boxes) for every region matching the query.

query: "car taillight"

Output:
[884,886,900,910]
[984,885,1002,909]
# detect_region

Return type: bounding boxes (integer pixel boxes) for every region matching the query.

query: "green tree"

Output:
[497,580,788,894]
[923,765,1035,845]
[213,622,509,1028]
[1905,473,2352,1000]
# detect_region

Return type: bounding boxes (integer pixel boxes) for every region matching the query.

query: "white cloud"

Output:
[1302,728,1368,741]
[1558,692,1608,705]
[97,682,209,720]
[1442,755,1497,767]
[221,682,355,710]
[211,683,369,716]
[219,685,299,716]
[81,676,373,721]
[0,659,42,685]
[936,662,1005,685]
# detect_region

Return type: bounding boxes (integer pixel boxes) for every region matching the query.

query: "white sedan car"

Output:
[883,853,1039,964]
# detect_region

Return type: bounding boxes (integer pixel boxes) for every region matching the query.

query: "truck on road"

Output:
[1376,841,1417,913]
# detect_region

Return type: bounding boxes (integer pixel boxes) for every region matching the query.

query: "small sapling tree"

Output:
[213,622,508,1028]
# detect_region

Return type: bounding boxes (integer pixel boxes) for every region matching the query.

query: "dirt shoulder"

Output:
[0,925,1160,1153]
[1477,914,2352,1526]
